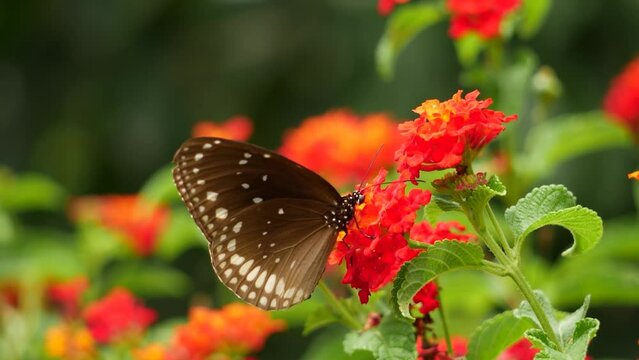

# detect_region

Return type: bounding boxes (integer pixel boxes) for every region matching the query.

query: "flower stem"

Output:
[436,292,453,356]
[486,205,514,259]
[318,280,361,330]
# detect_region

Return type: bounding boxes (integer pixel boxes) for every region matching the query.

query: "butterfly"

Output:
[172,137,363,310]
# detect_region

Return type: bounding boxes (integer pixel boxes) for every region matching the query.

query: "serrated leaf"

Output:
[524,318,599,360]
[392,240,485,319]
[303,305,338,335]
[376,3,444,79]
[519,111,632,182]
[425,194,462,223]
[343,315,416,360]
[514,290,558,334]
[505,185,602,257]
[466,176,507,213]
[466,311,534,360]
[556,295,589,347]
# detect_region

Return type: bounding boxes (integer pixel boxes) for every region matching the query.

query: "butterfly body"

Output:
[172,137,361,310]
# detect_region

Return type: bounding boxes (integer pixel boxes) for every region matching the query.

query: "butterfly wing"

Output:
[172,137,341,309]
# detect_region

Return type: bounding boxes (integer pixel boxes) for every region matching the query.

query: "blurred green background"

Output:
[1,0,638,358]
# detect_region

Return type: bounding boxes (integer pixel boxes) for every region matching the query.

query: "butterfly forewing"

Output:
[172,137,343,310]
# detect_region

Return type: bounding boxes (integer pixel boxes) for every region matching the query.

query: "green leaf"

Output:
[465,176,507,214]
[140,164,180,203]
[105,262,192,297]
[0,170,67,212]
[505,185,602,256]
[513,290,558,335]
[424,194,462,223]
[392,240,485,319]
[466,311,534,360]
[519,111,633,182]
[556,296,589,347]
[518,0,552,38]
[376,2,445,79]
[343,315,416,360]
[454,33,486,67]
[303,305,338,335]
[524,318,599,360]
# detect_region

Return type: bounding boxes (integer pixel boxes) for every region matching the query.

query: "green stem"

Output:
[436,292,453,356]
[486,205,514,259]
[407,239,431,249]
[318,280,361,330]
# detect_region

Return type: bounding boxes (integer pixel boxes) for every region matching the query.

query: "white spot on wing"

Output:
[227,239,236,251]
[240,284,248,293]
[241,183,249,189]
[193,168,199,174]
[229,277,238,284]
[262,175,268,181]
[230,254,244,265]
[203,143,212,149]
[276,279,285,296]
[207,192,218,201]
[270,299,278,308]
[244,152,252,158]
[265,274,276,294]
[247,266,261,281]
[233,222,243,233]
[215,208,228,219]
[255,271,268,288]
[248,291,256,300]
[223,269,232,278]
[253,197,263,204]
[239,159,248,165]
[239,260,254,276]
[197,179,205,185]
[278,208,284,215]
[263,154,271,158]
[195,153,203,161]
[214,140,221,144]
[259,296,268,307]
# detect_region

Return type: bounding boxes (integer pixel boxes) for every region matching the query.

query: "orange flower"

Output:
[628,170,639,180]
[47,276,89,318]
[83,288,156,344]
[168,304,285,359]
[448,0,521,39]
[45,323,95,360]
[604,57,639,138]
[192,116,253,141]
[279,109,403,188]
[396,90,516,180]
[133,343,167,360]
[69,195,169,256]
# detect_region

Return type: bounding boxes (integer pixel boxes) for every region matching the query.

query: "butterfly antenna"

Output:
[353,216,376,239]
[359,179,427,192]
[357,145,384,192]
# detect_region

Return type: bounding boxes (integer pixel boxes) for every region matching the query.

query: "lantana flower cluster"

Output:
[447,0,521,39]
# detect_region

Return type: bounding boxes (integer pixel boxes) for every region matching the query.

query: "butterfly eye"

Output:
[357,192,365,205]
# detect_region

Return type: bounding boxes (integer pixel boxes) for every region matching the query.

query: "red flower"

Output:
[411,221,475,245]
[604,57,639,138]
[70,195,169,256]
[435,336,468,359]
[396,90,516,180]
[192,116,253,141]
[447,0,521,39]
[498,338,538,360]
[378,0,410,16]
[279,110,404,188]
[167,304,285,359]
[413,282,440,315]
[83,288,156,344]
[47,276,89,318]
[330,169,431,303]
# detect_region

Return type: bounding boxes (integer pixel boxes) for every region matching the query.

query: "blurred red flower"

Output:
[330,169,431,303]
[603,57,639,138]
[45,323,96,360]
[0,281,20,308]
[413,282,439,315]
[279,110,403,188]
[410,221,475,244]
[498,338,592,360]
[396,90,516,180]
[434,336,468,359]
[47,276,89,318]
[628,170,639,180]
[167,303,285,359]
[192,116,253,141]
[83,288,156,344]
[70,195,169,256]
[378,0,410,16]
[447,0,521,39]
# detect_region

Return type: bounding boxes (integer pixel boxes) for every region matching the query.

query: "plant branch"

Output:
[436,291,453,356]
[486,205,514,258]
[318,280,361,330]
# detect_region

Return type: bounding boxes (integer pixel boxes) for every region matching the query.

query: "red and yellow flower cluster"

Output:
[279,109,404,188]
[45,287,157,360]
[133,303,285,360]
[604,57,639,138]
[69,195,169,257]
[396,90,516,180]
[330,168,474,309]
[447,0,521,39]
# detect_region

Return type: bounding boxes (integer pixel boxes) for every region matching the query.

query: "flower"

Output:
[396,90,516,180]
[498,338,537,360]
[69,195,169,256]
[133,343,167,360]
[0,281,20,308]
[435,336,468,359]
[45,323,95,360]
[192,116,253,141]
[330,169,431,303]
[279,110,404,188]
[83,288,156,344]
[604,57,639,138]
[410,221,475,245]
[378,0,410,16]
[447,0,521,39]
[629,170,639,180]
[413,282,440,315]
[168,303,285,359]
[47,276,89,318]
